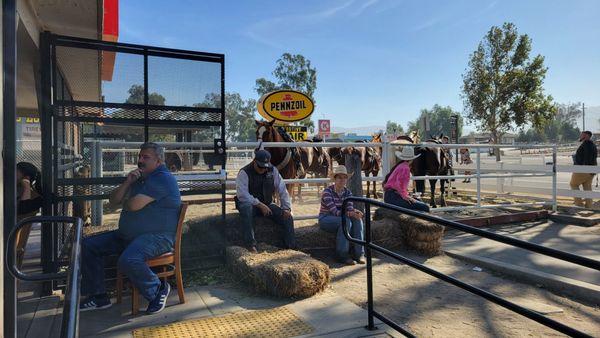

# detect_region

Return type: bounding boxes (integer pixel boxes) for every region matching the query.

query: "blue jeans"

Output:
[81,231,173,301]
[318,214,364,259]
[384,190,430,212]
[236,202,296,248]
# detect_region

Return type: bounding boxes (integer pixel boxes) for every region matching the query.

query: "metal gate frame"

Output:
[39,32,226,293]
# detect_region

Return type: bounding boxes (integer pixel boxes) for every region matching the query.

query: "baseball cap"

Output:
[254,149,272,168]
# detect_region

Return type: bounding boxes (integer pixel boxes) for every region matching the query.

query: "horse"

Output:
[390,131,450,208]
[255,120,309,202]
[301,136,331,197]
[361,133,382,198]
[327,133,382,198]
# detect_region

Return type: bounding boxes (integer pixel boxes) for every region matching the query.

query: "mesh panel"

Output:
[56,104,145,120]
[148,56,221,107]
[147,108,221,123]
[55,46,144,103]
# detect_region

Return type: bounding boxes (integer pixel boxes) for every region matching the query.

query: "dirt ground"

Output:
[93,198,599,337]
[323,251,600,337]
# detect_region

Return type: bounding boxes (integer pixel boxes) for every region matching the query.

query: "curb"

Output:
[445,250,600,306]
[548,212,600,227]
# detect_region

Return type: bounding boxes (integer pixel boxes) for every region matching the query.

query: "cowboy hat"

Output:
[330,166,353,179]
[395,147,421,161]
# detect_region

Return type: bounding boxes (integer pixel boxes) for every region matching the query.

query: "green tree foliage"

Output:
[255,53,317,132]
[461,22,555,160]
[124,84,166,105]
[407,104,463,140]
[516,103,582,143]
[386,120,404,136]
[198,93,257,142]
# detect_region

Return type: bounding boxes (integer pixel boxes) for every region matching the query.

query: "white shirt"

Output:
[236,166,291,210]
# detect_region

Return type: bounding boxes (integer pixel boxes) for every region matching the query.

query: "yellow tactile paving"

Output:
[132,306,314,338]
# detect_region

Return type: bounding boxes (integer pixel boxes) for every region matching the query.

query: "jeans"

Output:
[384,189,430,212]
[236,202,296,248]
[81,231,173,301]
[318,214,364,259]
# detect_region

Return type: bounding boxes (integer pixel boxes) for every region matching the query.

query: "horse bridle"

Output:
[257,126,292,171]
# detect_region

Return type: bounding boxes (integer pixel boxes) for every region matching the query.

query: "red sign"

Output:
[318,119,330,134]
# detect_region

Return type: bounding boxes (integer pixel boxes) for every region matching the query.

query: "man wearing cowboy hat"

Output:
[383,147,430,212]
[318,166,365,265]
[235,149,296,252]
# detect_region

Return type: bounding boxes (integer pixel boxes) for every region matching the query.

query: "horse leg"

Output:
[429,179,437,208]
[372,170,378,199]
[440,179,447,207]
[365,171,371,198]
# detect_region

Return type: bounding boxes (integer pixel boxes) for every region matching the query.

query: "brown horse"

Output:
[300,137,331,197]
[362,133,382,198]
[255,120,310,201]
[327,133,382,198]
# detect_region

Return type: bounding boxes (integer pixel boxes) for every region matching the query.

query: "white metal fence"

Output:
[90,140,600,218]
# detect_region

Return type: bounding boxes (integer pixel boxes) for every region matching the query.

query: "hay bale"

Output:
[295,225,335,249]
[225,244,330,298]
[408,240,442,255]
[373,207,444,256]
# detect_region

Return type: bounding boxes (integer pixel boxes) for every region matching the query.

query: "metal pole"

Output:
[91,141,103,226]
[476,148,481,207]
[364,203,376,330]
[582,103,585,132]
[382,140,390,177]
[3,1,18,336]
[552,145,557,212]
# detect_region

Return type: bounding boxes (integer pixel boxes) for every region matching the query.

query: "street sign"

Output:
[318,119,330,135]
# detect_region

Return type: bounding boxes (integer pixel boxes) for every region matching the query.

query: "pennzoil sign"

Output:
[258,90,314,123]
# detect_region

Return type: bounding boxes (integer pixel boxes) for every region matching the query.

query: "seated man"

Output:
[79,142,181,314]
[235,149,295,252]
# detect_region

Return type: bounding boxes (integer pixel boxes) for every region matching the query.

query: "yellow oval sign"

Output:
[257,90,314,123]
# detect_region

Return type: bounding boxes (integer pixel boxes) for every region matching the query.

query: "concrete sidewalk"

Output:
[443,220,600,303]
[25,284,402,338]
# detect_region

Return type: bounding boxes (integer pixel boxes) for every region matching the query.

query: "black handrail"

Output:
[341,197,599,338]
[6,216,83,338]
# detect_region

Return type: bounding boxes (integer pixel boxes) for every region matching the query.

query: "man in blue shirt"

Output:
[79,142,181,314]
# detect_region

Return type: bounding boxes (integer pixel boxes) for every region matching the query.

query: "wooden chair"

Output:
[116,203,188,315]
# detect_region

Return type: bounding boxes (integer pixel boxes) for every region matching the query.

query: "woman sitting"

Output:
[16,162,44,267]
[318,166,365,265]
[383,147,430,212]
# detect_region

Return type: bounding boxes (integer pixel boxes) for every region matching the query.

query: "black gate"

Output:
[39,33,226,292]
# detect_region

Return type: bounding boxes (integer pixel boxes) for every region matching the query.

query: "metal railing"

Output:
[6,216,84,338]
[341,196,600,338]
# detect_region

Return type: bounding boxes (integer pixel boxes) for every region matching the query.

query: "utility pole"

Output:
[582,103,585,131]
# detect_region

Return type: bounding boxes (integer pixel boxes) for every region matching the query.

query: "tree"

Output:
[462,22,555,160]
[517,102,581,143]
[386,121,404,136]
[407,104,463,140]
[124,84,166,105]
[255,53,317,132]
[198,92,257,142]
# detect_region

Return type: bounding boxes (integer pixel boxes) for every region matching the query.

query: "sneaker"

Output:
[337,257,356,266]
[146,281,171,314]
[354,256,366,264]
[80,295,112,312]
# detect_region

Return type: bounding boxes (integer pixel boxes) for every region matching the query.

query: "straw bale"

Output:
[225,244,330,298]
[406,240,442,256]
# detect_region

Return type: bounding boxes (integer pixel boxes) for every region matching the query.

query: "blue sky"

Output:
[118,0,600,130]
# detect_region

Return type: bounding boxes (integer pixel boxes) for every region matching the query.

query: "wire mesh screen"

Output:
[147,55,222,108]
